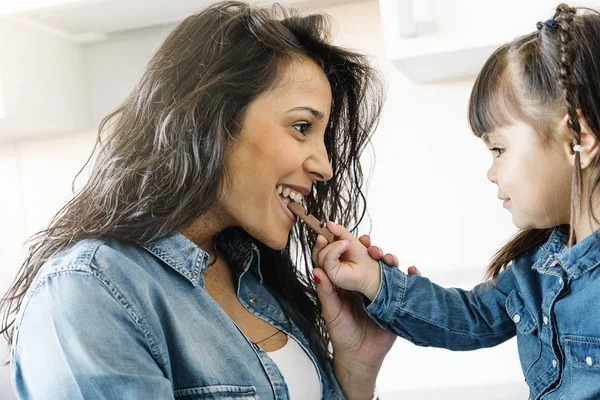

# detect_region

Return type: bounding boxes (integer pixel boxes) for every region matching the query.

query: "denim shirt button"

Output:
[543,315,549,325]
[249,296,257,303]
[586,356,593,367]
[552,359,557,368]
[513,314,521,323]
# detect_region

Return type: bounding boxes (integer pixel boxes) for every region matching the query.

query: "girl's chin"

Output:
[512,217,553,231]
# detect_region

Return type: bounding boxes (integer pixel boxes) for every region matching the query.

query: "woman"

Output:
[2,1,395,399]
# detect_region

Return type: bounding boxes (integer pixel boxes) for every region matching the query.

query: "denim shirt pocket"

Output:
[564,336,600,367]
[174,385,259,399]
[506,290,541,378]
[557,336,600,399]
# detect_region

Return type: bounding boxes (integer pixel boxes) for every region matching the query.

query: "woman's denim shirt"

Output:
[11,229,345,399]
[366,227,600,400]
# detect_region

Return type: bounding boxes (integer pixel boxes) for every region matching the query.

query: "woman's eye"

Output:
[292,122,311,135]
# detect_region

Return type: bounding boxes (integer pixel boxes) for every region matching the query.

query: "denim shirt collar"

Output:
[534,226,600,279]
[141,227,263,287]
[557,228,600,278]
[215,228,263,279]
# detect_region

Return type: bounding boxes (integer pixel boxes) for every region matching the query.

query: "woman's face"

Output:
[218,57,333,249]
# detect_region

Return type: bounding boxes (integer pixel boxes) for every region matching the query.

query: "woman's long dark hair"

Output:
[1,1,384,352]
[468,4,600,280]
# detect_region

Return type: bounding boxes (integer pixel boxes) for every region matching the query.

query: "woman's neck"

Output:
[181,208,232,262]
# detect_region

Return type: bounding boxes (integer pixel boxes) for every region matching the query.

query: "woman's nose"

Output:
[306,144,333,182]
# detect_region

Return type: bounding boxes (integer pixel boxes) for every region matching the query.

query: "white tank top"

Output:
[267,335,322,399]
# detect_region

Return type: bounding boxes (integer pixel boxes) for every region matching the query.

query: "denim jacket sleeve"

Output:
[12,270,174,400]
[364,262,517,350]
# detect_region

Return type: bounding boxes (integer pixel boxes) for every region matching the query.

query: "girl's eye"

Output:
[491,147,504,158]
[292,122,311,135]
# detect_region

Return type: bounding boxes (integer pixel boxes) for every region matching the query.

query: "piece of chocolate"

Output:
[287,201,335,243]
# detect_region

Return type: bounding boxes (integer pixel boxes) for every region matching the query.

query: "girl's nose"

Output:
[487,164,497,184]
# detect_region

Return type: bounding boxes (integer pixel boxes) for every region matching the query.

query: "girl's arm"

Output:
[365,264,516,350]
[314,222,517,351]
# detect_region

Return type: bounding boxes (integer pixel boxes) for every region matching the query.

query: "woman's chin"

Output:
[268,236,290,251]
[251,229,290,251]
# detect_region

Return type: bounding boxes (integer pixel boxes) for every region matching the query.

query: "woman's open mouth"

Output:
[276,184,304,223]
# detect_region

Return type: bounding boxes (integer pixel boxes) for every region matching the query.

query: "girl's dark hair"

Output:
[468,3,600,280]
[1,1,384,353]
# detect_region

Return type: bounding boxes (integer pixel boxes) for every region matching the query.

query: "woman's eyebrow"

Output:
[287,106,324,121]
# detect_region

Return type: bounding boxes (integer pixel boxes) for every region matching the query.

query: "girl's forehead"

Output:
[482,131,505,142]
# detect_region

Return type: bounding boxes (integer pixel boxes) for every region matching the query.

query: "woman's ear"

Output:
[560,112,600,169]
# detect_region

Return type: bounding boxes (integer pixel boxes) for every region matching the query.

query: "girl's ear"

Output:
[560,112,599,169]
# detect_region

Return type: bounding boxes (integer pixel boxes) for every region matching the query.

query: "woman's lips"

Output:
[277,193,297,223]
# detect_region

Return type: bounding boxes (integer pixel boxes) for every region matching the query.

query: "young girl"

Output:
[313,3,600,399]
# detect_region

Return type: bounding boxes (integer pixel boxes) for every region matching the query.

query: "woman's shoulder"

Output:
[35,237,146,279]
[34,238,106,279]
[29,233,204,305]
[28,237,171,307]
[17,238,173,343]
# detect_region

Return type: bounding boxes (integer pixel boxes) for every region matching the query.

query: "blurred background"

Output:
[2,0,599,398]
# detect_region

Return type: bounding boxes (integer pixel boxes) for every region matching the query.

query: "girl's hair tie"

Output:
[536,18,558,30]
[573,144,582,152]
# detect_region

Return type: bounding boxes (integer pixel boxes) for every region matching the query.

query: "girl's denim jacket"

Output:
[367,226,600,400]
[11,229,345,399]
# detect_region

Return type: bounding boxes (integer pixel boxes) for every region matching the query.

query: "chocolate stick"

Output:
[287,201,335,243]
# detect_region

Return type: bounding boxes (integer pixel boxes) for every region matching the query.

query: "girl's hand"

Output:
[313,222,381,300]
[358,234,422,276]
[358,234,398,268]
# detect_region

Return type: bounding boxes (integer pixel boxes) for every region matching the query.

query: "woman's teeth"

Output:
[276,185,303,203]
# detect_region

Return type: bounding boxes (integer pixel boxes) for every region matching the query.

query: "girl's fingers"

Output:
[382,253,399,267]
[316,240,349,272]
[312,234,329,264]
[407,266,421,276]
[367,245,384,260]
[325,221,355,241]
[358,234,372,248]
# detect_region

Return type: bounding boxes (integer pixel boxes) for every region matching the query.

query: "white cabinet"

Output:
[378,0,600,83]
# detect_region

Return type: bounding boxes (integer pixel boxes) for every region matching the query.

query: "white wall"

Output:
[1,0,571,397]
[324,2,524,397]
[0,132,98,398]
[0,19,88,138]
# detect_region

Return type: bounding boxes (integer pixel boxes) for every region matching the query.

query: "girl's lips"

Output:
[503,198,511,208]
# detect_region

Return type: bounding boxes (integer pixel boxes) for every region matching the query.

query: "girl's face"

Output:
[484,121,573,229]
[217,57,333,249]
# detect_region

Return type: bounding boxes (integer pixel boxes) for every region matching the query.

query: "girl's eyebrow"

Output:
[287,106,324,121]
[482,132,505,142]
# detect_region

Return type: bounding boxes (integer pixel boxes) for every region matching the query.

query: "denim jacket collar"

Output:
[557,228,600,279]
[216,228,264,283]
[140,227,263,287]
[141,231,208,287]
[533,226,600,279]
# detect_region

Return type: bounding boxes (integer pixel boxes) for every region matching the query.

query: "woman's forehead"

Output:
[271,58,331,97]
[255,58,332,116]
